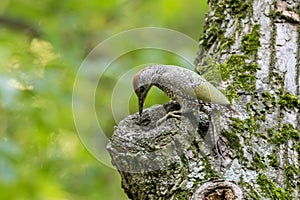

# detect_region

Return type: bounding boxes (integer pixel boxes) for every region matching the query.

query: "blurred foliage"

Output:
[0,0,208,199]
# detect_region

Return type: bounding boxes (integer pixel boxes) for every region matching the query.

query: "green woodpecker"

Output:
[133,65,230,116]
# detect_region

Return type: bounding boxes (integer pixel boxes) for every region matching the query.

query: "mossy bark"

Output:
[197,0,300,199]
[108,0,300,199]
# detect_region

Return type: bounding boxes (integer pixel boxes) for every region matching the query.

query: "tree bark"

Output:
[108,0,300,199]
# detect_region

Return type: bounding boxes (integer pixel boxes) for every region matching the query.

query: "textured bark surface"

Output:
[108,0,300,199]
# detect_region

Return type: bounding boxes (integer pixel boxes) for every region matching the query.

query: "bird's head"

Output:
[133,68,153,116]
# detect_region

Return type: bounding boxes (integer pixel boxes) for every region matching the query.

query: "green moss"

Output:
[218,26,261,101]
[219,54,242,80]
[220,37,235,51]
[222,117,246,159]
[244,115,259,134]
[200,22,225,49]
[242,24,260,55]
[219,54,259,101]
[278,92,300,109]
[202,157,219,178]
[284,165,297,189]
[251,153,267,170]
[257,174,292,199]
[214,0,252,19]
[200,0,253,50]
[222,129,241,150]
[261,90,299,124]
[261,92,276,110]
[270,124,300,145]
[175,191,190,199]
[267,153,279,168]
[247,188,261,199]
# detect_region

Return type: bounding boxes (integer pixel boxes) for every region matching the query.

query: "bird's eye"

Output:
[139,86,145,92]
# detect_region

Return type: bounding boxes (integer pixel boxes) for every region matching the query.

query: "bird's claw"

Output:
[156,110,182,126]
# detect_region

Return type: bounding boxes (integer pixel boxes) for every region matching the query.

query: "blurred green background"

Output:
[0,0,208,199]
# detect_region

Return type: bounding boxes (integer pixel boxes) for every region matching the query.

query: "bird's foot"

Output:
[156,110,182,126]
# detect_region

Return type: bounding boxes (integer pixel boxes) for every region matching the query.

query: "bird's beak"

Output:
[138,96,145,116]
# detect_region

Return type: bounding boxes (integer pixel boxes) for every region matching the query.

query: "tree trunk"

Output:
[107,0,300,199]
